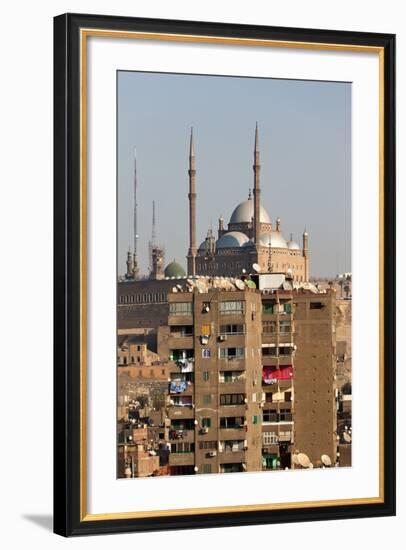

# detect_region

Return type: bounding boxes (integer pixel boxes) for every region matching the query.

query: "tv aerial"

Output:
[252,263,261,273]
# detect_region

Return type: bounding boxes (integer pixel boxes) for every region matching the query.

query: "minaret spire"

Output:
[253,122,261,246]
[187,127,197,276]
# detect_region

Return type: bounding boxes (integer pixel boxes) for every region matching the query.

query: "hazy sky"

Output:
[118,71,351,278]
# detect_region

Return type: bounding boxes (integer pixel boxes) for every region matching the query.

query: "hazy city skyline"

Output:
[118,71,351,278]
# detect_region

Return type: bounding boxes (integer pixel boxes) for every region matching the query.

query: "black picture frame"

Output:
[54,12,396,537]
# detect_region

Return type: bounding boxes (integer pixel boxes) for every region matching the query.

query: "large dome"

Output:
[229,199,271,225]
[259,231,288,249]
[164,260,186,278]
[216,231,249,249]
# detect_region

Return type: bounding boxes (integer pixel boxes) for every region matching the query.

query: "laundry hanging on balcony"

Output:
[170,380,188,393]
[262,365,293,383]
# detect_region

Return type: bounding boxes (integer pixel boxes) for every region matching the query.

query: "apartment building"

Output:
[158,286,263,475]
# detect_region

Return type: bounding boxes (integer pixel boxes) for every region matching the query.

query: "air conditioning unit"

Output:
[208,450,217,457]
[218,335,227,342]
[200,427,209,434]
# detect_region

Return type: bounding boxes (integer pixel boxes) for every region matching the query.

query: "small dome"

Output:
[198,240,208,251]
[287,240,300,250]
[260,231,288,249]
[229,199,271,225]
[164,260,186,278]
[216,231,249,249]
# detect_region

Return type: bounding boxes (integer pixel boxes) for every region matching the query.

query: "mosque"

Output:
[126,124,309,282]
[187,124,309,282]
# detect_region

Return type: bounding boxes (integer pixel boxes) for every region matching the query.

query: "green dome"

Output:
[164,260,186,278]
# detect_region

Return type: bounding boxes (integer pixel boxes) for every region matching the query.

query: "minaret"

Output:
[218,216,224,239]
[126,249,134,279]
[148,200,157,273]
[132,148,139,278]
[187,128,197,276]
[303,228,309,281]
[253,123,261,246]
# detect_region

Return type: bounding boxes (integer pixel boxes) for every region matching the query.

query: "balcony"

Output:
[219,450,246,463]
[219,359,246,371]
[219,404,247,417]
[168,429,195,443]
[169,452,195,466]
[219,427,246,440]
[167,406,195,420]
[168,381,194,396]
[219,381,246,394]
[167,336,194,350]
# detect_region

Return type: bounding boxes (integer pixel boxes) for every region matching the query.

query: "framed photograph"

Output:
[54,13,396,536]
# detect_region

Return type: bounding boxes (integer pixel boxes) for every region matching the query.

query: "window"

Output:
[161,369,166,375]
[170,325,193,337]
[202,348,211,359]
[219,371,244,383]
[262,301,276,314]
[282,302,292,314]
[169,302,193,315]
[219,324,245,335]
[202,464,212,474]
[219,347,244,359]
[279,320,291,334]
[222,440,244,452]
[171,442,194,453]
[279,346,293,356]
[220,393,245,406]
[279,409,292,421]
[219,301,244,315]
[263,432,278,445]
[201,417,211,428]
[221,463,244,473]
[310,302,324,310]
[252,415,258,424]
[263,409,278,422]
[262,346,277,356]
[220,416,245,428]
[284,391,292,402]
[199,441,217,450]
[170,349,194,361]
[265,393,273,403]
[262,321,277,334]
[203,394,212,405]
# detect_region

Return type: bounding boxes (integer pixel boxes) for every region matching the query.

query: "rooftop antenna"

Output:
[130,148,139,279]
[152,199,156,244]
[133,148,138,258]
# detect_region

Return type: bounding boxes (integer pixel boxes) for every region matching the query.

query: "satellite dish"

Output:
[235,279,245,290]
[308,463,314,469]
[321,454,332,466]
[176,284,183,290]
[297,453,311,468]
[252,263,261,273]
[172,287,178,293]
[343,432,352,443]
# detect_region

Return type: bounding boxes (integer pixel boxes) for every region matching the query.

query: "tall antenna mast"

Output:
[133,148,138,257]
[152,200,156,244]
